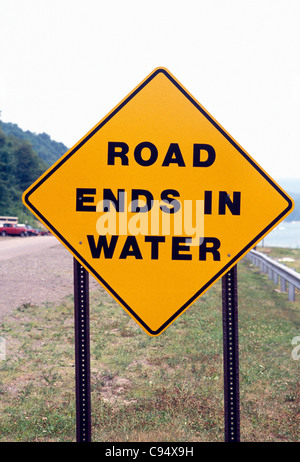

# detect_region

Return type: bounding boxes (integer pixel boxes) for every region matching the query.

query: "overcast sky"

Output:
[0,0,299,180]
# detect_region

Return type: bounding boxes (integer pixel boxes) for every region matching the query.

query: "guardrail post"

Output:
[288,283,295,302]
[268,267,273,280]
[246,250,299,302]
[280,277,287,292]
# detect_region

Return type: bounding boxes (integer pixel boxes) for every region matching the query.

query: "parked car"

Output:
[0,223,28,237]
[23,225,39,236]
[39,228,51,236]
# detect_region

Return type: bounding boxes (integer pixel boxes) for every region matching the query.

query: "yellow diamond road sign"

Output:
[23,68,294,336]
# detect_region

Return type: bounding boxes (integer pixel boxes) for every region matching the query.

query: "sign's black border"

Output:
[23,68,294,335]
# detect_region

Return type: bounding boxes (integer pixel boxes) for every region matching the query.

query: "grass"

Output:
[0,254,299,442]
[257,246,300,273]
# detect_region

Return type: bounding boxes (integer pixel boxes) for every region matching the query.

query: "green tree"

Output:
[14,141,46,191]
[0,128,5,149]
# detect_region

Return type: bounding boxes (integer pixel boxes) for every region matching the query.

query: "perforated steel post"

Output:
[74,258,91,442]
[222,265,240,442]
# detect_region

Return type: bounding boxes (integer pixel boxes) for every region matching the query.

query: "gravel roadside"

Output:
[0,238,99,320]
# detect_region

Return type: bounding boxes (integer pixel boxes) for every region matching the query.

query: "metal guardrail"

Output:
[246,249,300,301]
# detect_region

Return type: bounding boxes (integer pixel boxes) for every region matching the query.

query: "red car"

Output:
[0,223,28,237]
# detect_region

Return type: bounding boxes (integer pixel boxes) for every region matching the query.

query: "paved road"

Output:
[0,235,100,319]
[0,235,58,261]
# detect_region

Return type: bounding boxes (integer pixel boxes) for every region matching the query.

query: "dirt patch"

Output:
[92,371,133,405]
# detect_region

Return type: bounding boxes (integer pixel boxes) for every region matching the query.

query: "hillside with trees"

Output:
[0,121,68,224]
[0,121,67,167]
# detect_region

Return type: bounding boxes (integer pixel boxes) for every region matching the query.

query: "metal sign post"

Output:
[74,258,92,442]
[222,265,240,442]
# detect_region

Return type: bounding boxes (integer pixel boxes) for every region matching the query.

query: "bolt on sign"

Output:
[23,68,294,336]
